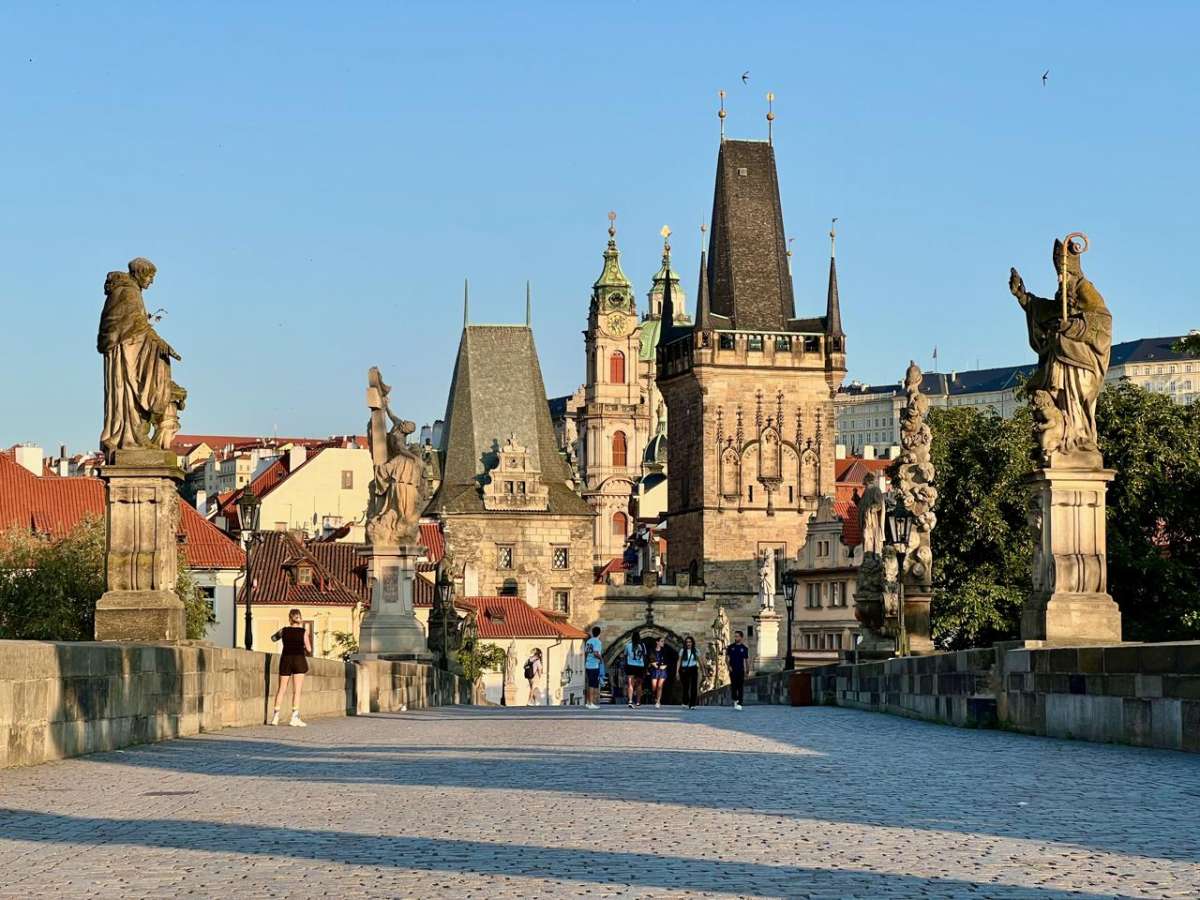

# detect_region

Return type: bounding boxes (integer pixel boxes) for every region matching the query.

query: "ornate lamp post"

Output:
[236,486,262,651]
[781,570,798,670]
[886,498,914,656]
[433,564,454,670]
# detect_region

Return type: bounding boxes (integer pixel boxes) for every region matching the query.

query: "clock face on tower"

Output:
[605,312,628,336]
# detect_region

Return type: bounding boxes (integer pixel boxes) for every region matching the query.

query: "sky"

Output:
[2,2,1197,455]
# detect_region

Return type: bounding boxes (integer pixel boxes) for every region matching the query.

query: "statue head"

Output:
[1032,389,1055,412]
[128,257,157,289]
[904,360,922,391]
[1052,237,1085,280]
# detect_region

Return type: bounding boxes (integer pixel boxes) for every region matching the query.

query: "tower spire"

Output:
[825,218,844,339]
[696,249,712,330]
[660,225,676,333]
[766,91,775,145]
[718,89,726,141]
[463,278,469,328]
[525,280,531,326]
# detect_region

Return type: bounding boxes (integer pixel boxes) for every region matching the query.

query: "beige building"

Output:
[427,317,596,626]
[836,334,1198,456]
[657,138,847,612]
[789,496,859,668]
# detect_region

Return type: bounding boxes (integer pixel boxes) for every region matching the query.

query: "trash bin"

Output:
[788,671,812,706]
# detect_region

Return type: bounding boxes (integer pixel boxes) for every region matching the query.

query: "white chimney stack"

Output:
[288,445,307,472]
[14,444,43,476]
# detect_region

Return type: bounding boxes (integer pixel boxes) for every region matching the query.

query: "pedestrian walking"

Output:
[524,648,544,705]
[583,626,603,709]
[726,630,751,710]
[270,609,311,727]
[650,637,669,707]
[623,629,646,708]
[677,635,700,709]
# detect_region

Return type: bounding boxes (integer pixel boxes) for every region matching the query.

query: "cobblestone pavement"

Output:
[1,706,1199,899]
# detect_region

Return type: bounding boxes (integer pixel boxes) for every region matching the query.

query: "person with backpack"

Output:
[524,648,543,706]
[583,626,603,709]
[649,636,669,708]
[623,629,646,708]
[677,634,701,709]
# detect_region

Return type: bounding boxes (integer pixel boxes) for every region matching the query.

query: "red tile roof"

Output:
[0,451,243,569]
[593,556,626,584]
[836,499,862,547]
[836,457,892,486]
[242,532,366,607]
[460,595,588,640]
[419,522,445,563]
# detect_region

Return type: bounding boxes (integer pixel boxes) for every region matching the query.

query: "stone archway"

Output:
[604,624,688,705]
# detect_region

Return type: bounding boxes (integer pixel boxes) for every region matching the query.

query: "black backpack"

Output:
[523,659,535,679]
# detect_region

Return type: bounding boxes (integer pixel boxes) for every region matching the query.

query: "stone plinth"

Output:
[903,593,934,655]
[357,544,432,660]
[752,609,783,673]
[95,449,185,642]
[1022,467,1122,644]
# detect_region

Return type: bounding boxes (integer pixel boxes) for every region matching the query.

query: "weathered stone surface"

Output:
[357,545,430,660]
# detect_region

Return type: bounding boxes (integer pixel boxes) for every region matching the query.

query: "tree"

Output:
[330,630,359,661]
[1097,381,1200,641]
[0,516,213,641]
[1173,332,1200,357]
[455,639,509,684]
[927,405,1035,649]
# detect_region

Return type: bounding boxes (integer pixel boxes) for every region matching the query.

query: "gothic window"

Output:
[610,351,626,384]
[759,428,780,481]
[801,450,818,498]
[612,511,628,538]
[612,431,627,468]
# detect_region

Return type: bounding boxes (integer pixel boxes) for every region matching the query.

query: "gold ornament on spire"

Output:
[607,210,617,239]
[766,91,775,144]
[661,225,671,254]
[718,89,727,140]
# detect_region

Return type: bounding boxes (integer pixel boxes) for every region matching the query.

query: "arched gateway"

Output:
[603,624,688,705]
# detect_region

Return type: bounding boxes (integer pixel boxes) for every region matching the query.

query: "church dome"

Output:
[643,431,668,467]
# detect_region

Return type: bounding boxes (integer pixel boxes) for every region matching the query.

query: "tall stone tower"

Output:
[578,217,649,563]
[657,138,847,599]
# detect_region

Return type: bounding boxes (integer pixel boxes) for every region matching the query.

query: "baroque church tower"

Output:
[578,216,650,563]
[656,138,847,598]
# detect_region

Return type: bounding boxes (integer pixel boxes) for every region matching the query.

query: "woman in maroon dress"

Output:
[270,609,312,726]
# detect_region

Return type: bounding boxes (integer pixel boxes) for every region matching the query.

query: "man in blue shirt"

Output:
[583,626,603,710]
[726,630,751,710]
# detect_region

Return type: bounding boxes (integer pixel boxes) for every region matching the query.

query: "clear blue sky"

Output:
[2,3,1197,454]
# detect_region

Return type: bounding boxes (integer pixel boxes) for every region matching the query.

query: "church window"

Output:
[552,546,569,569]
[610,351,626,384]
[612,431,627,467]
[612,511,628,538]
[747,485,754,502]
[497,545,514,569]
[553,590,570,614]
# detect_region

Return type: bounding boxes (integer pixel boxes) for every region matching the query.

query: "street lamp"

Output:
[236,486,262,651]
[434,565,454,670]
[781,570,798,670]
[887,498,914,656]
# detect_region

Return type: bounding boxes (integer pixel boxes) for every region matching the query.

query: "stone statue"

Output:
[366,367,423,546]
[97,258,184,461]
[1009,236,1112,465]
[707,607,731,688]
[757,549,776,611]
[857,473,886,557]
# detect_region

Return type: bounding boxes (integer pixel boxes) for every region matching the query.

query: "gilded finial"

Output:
[718,89,726,140]
[830,217,838,258]
[766,91,775,145]
[607,210,617,240]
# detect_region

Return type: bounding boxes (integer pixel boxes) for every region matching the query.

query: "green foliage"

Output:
[0,517,105,640]
[1172,332,1200,357]
[1097,381,1200,641]
[928,406,1035,650]
[455,639,509,684]
[0,515,214,641]
[331,630,359,661]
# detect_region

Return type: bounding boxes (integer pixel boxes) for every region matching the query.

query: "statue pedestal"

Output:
[902,592,934,655]
[752,609,783,673]
[357,544,432,660]
[1022,467,1122,644]
[95,449,186,643]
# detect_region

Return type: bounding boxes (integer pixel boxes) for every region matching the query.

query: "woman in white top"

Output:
[525,648,544,706]
[677,635,701,709]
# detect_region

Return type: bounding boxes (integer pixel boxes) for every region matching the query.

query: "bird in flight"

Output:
[1042,70,1049,86]
[741,70,750,84]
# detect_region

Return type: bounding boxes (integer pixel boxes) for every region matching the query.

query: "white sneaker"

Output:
[734,702,743,710]
[586,703,598,710]
[269,710,280,726]
[655,701,661,708]
[289,713,307,727]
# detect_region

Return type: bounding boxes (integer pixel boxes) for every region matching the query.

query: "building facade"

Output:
[656,138,847,607]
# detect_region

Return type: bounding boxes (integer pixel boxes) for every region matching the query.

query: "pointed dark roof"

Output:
[428,324,590,516]
[825,253,844,337]
[695,250,720,330]
[705,140,795,331]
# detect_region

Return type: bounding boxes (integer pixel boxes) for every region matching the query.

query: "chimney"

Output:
[887,446,901,460]
[862,445,876,461]
[196,489,208,513]
[835,444,847,460]
[288,445,308,472]
[14,444,43,477]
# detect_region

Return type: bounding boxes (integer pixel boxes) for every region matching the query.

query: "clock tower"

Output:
[578,214,648,563]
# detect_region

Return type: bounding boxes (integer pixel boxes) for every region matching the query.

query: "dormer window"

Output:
[296,566,313,586]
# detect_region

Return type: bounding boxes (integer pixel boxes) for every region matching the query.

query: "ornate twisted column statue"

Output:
[357,367,433,660]
[1008,235,1121,642]
[94,259,187,642]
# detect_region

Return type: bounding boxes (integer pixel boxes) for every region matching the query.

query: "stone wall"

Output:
[0,640,470,769]
[699,640,1200,753]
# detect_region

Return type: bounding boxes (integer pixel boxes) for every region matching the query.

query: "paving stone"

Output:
[0,706,1198,898]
